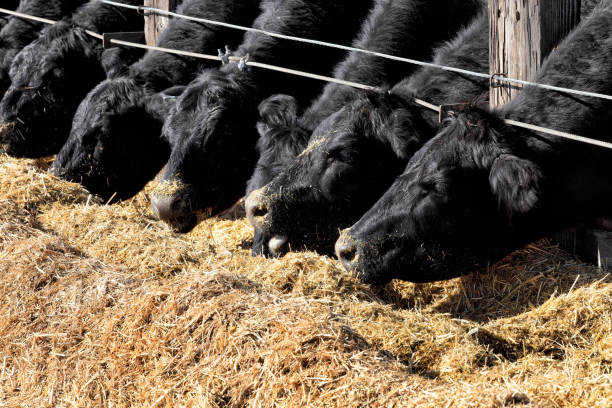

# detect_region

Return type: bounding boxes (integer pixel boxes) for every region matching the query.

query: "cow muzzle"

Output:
[334,229,360,271]
[245,188,269,230]
[0,122,18,153]
[151,192,197,233]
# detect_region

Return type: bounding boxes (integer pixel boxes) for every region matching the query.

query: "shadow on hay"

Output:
[428,241,609,322]
[358,240,609,324]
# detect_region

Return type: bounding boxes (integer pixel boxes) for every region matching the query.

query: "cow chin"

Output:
[0,121,59,158]
[338,232,484,284]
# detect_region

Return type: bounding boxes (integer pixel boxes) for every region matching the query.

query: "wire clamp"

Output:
[238,54,250,71]
[218,46,232,65]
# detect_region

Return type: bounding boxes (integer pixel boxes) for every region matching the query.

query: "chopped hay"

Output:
[0,154,610,407]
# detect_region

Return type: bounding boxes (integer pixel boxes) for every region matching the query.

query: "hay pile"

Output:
[0,154,610,407]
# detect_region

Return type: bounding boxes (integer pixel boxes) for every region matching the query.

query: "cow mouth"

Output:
[267,235,289,257]
[163,213,199,233]
[0,121,62,158]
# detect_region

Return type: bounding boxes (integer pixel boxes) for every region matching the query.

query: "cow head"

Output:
[50,77,172,202]
[245,92,430,257]
[246,94,311,255]
[0,24,105,157]
[335,108,545,284]
[151,67,260,232]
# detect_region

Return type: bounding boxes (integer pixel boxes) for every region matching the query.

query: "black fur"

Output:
[0,0,143,157]
[339,1,612,284]
[153,0,375,232]
[51,0,262,201]
[247,0,485,255]
[252,11,491,256]
[0,1,20,31]
[0,0,86,94]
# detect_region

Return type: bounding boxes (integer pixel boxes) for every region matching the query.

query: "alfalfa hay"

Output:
[0,154,610,407]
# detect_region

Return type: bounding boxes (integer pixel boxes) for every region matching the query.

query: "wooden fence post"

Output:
[489,0,580,107]
[144,0,178,46]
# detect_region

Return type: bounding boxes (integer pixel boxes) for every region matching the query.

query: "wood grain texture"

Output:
[144,0,178,46]
[489,0,580,107]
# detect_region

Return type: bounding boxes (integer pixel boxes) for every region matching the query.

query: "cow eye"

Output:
[327,148,354,164]
[421,180,438,193]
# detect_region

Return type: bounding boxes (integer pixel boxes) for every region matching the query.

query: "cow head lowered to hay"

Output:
[149,0,376,232]
[335,1,612,284]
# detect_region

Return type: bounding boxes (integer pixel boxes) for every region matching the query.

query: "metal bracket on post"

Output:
[103,32,146,49]
[490,72,506,89]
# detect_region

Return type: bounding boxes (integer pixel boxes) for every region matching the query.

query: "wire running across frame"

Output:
[0,5,611,150]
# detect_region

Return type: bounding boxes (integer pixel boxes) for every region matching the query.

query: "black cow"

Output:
[0,0,86,95]
[51,0,262,201]
[335,1,612,284]
[245,0,485,255]
[150,0,375,233]
[246,11,491,257]
[0,0,143,157]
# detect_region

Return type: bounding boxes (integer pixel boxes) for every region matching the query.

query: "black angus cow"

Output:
[51,0,262,201]
[0,0,144,157]
[245,11,491,257]
[335,1,612,284]
[245,0,485,256]
[0,0,86,95]
[149,0,375,233]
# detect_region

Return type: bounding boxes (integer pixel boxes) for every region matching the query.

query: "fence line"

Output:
[100,0,612,103]
[0,7,611,150]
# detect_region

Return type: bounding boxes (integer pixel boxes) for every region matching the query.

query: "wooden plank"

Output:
[489,0,580,107]
[554,225,612,269]
[144,0,178,46]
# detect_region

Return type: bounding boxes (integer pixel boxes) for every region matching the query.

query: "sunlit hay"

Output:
[0,154,611,407]
[149,178,186,198]
[0,154,98,210]
[479,280,612,360]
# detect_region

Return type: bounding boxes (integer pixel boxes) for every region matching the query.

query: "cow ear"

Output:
[257,94,299,136]
[145,86,186,122]
[383,107,425,160]
[489,154,542,214]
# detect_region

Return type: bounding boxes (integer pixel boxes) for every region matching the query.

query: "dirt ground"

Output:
[0,155,610,407]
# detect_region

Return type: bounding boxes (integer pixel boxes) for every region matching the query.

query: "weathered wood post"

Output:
[490,0,612,268]
[144,0,178,46]
[489,0,580,107]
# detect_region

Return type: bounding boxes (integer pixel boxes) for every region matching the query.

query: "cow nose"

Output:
[335,234,358,270]
[151,193,196,232]
[245,189,269,229]
[0,122,15,139]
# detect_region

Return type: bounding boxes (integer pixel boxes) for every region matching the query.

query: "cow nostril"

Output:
[338,246,357,263]
[252,205,268,218]
[151,194,185,220]
[335,236,358,268]
[245,192,269,228]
